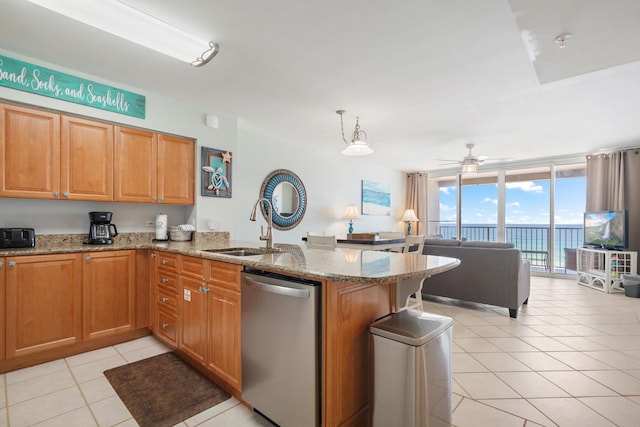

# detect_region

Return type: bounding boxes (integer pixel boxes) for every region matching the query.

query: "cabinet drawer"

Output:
[156,288,178,313]
[207,260,241,291]
[157,310,177,343]
[156,271,178,292]
[157,252,179,271]
[181,256,207,278]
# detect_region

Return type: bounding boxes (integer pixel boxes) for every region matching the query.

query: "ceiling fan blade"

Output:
[482,157,515,164]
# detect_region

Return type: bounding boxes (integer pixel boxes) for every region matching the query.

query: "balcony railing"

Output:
[437,224,584,273]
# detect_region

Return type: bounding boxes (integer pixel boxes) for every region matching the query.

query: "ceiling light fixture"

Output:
[336,110,373,156]
[461,162,478,174]
[554,33,572,49]
[25,0,219,67]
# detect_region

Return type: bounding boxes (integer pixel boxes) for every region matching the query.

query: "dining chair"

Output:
[402,234,425,254]
[306,234,337,249]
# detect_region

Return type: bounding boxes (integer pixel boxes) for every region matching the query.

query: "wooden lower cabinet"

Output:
[151,251,180,347]
[206,283,241,390]
[5,253,83,358]
[323,280,394,427]
[180,275,207,365]
[158,255,242,393]
[83,250,136,341]
[0,257,5,361]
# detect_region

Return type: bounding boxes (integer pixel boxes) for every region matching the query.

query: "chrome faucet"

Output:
[250,198,273,249]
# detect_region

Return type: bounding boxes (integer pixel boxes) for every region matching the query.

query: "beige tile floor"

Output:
[1,276,639,426]
[424,275,640,427]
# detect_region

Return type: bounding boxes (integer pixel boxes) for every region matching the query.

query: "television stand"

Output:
[576,247,637,293]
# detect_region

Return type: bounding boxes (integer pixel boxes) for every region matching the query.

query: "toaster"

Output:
[0,228,36,248]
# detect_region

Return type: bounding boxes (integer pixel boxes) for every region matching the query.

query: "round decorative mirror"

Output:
[260,169,307,230]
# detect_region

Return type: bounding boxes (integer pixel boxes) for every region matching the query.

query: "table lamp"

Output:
[400,208,419,235]
[342,204,360,234]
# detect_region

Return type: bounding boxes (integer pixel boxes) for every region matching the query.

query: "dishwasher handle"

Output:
[244,276,310,299]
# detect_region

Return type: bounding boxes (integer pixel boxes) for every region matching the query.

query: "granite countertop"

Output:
[0,233,460,283]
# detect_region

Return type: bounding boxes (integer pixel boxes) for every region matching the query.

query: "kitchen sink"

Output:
[202,247,282,256]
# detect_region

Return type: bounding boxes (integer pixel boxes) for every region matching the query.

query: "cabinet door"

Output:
[61,115,114,201]
[206,285,241,390]
[114,126,157,203]
[0,104,60,199]
[5,254,82,358]
[83,251,136,341]
[0,258,5,361]
[180,276,207,365]
[158,134,194,205]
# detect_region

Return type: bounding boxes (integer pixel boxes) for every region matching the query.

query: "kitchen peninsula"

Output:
[0,233,460,427]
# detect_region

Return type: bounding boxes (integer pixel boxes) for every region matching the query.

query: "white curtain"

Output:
[406,172,427,235]
[586,149,640,252]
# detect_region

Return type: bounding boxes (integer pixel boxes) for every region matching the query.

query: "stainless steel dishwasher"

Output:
[241,270,321,427]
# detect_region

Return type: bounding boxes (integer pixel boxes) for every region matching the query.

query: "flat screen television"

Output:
[583,210,628,249]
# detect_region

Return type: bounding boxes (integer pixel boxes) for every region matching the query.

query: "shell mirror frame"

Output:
[259,169,307,230]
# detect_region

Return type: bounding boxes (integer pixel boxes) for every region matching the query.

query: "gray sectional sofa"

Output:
[421,239,531,318]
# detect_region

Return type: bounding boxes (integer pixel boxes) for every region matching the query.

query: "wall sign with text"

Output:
[0,54,146,119]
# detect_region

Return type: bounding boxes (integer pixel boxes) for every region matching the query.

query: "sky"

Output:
[439,177,586,225]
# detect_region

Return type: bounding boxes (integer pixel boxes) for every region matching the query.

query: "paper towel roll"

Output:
[156,214,168,240]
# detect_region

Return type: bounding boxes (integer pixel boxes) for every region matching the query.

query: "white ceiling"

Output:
[1,0,639,172]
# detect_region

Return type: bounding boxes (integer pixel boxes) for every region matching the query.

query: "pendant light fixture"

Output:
[25,0,219,67]
[336,110,373,156]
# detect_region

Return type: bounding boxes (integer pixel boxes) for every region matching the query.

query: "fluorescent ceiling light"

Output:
[25,0,218,67]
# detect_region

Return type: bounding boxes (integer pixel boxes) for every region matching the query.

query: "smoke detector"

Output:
[554,33,572,48]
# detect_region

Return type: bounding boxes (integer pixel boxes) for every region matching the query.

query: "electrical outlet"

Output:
[145,220,155,227]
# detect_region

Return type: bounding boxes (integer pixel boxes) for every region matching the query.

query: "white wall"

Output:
[234,126,405,244]
[0,49,404,240]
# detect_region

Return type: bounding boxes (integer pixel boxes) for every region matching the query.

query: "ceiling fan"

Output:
[437,143,509,173]
[437,143,486,172]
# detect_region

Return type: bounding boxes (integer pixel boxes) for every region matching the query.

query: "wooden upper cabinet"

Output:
[0,103,61,199]
[115,127,194,204]
[158,134,194,205]
[0,102,193,205]
[61,116,114,201]
[114,126,158,203]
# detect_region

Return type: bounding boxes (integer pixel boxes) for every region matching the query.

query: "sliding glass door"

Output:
[429,162,586,276]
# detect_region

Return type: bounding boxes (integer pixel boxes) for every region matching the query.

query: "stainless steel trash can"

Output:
[370,309,453,427]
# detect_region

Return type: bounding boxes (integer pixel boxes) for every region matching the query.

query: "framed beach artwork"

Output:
[201,147,232,197]
[361,180,391,215]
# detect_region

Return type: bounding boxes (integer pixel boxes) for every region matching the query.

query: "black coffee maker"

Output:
[88,211,118,245]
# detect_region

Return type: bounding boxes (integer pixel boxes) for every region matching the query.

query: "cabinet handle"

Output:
[0,261,3,267]
[162,323,169,328]
[162,259,169,265]
[85,256,91,261]
[9,261,16,267]
[159,197,164,201]
[151,253,157,258]
[162,277,169,283]
[153,197,158,202]
[162,297,169,302]
[63,192,69,197]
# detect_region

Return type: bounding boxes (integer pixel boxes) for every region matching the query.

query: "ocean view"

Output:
[438,223,584,270]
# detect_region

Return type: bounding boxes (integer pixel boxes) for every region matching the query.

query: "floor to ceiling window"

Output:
[505,167,551,272]
[428,161,586,276]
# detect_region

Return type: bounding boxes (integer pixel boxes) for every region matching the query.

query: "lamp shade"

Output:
[342,204,360,220]
[461,163,477,174]
[342,141,374,156]
[400,208,419,222]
